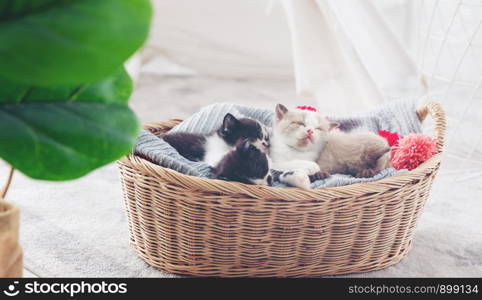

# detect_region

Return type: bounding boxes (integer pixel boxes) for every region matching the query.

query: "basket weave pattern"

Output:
[117,102,446,277]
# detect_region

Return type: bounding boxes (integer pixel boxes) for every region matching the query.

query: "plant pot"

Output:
[0,199,22,277]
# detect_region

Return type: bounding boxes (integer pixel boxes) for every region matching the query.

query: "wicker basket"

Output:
[117,102,446,277]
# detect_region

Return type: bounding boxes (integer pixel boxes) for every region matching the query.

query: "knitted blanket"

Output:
[135,101,422,188]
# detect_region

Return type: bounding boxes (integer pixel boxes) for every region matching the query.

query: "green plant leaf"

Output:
[0,0,151,86]
[0,67,133,105]
[0,103,139,180]
[0,70,139,180]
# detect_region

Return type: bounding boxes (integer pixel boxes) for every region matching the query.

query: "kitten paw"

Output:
[356,169,378,178]
[309,171,330,182]
[303,161,321,175]
[282,171,311,189]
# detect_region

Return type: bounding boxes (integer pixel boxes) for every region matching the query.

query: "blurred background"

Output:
[130,0,482,183]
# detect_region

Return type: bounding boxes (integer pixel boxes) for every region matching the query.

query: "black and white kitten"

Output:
[214,139,272,186]
[214,138,322,187]
[163,113,270,167]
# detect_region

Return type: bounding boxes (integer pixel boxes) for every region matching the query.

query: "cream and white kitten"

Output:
[270,105,327,189]
[271,104,391,187]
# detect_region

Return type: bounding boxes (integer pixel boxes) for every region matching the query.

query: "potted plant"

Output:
[0,0,152,277]
[0,168,21,277]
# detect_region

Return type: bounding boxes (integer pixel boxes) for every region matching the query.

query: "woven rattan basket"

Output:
[117,101,446,277]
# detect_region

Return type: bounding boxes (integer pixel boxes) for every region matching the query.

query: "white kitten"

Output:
[270,104,327,189]
[271,104,391,188]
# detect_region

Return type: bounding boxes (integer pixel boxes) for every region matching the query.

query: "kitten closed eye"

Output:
[291,121,305,126]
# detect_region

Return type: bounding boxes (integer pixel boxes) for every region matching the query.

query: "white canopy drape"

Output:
[140,0,426,113]
[280,0,425,113]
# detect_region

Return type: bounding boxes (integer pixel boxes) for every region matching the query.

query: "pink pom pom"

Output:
[391,134,438,171]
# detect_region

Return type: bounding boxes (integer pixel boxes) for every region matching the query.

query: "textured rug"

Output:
[1,74,481,277]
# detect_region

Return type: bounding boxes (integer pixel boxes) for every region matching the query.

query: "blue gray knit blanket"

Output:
[135,101,422,189]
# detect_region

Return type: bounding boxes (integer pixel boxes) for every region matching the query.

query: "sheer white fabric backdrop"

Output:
[139,0,425,115]
[418,0,482,180]
[280,0,425,113]
[143,0,293,79]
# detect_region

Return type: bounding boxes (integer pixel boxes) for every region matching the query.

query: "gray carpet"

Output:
[1,74,481,277]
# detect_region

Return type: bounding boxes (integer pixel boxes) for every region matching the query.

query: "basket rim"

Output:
[119,152,441,198]
[118,101,446,200]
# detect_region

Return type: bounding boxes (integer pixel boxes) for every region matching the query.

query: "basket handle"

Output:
[416,101,446,152]
[142,119,183,136]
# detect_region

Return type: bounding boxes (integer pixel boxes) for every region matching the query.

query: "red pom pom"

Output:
[296,105,317,112]
[378,130,400,147]
[391,134,438,170]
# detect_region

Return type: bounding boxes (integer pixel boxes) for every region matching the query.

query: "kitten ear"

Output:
[222,113,238,135]
[275,104,288,121]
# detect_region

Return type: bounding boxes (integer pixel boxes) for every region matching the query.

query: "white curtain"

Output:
[141,0,425,113]
[280,0,425,114]
[143,0,294,79]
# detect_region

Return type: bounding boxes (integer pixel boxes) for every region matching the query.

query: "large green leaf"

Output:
[0,70,139,180]
[0,0,151,86]
[0,67,133,105]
